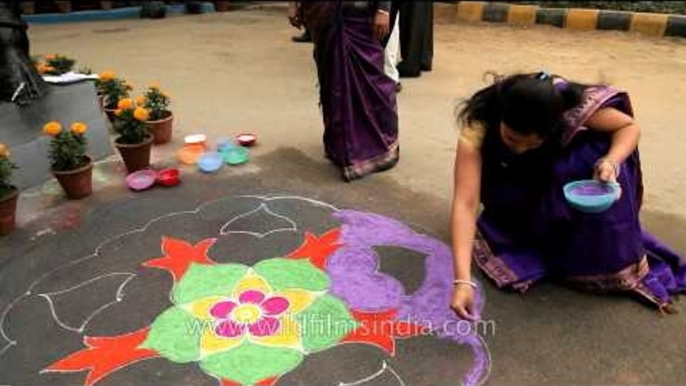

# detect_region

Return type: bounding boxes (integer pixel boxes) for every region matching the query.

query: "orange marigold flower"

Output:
[0,143,9,158]
[133,107,150,122]
[135,95,147,106]
[114,109,123,117]
[44,66,56,73]
[44,121,63,136]
[118,98,134,110]
[99,71,116,81]
[70,122,88,135]
[44,54,57,61]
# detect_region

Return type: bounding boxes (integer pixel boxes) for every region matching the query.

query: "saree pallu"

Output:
[474,86,686,311]
[304,2,399,181]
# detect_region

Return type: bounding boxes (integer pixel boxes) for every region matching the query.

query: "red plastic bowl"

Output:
[157,168,180,187]
[235,133,257,147]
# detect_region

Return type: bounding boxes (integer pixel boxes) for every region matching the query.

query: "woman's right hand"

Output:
[288,3,302,29]
[450,284,476,321]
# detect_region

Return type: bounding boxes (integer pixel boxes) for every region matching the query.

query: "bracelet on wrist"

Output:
[453,279,478,289]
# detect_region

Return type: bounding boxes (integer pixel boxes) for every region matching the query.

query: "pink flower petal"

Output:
[248,317,281,337]
[209,300,237,319]
[215,320,246,338]
[261,296,290,316]
[239,290,266,304]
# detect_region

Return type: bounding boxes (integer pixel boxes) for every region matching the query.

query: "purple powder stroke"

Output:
[327,210,490,386]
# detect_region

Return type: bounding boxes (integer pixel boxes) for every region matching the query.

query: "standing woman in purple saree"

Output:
[449,72,686,318]
[288,1,399,181]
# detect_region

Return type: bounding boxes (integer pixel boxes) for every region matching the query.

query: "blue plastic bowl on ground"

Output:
[222,146,249,165]
[197,152,223,173]
[563,180,620,213]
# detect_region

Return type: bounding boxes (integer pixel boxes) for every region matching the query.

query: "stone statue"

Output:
[0,1,47,105]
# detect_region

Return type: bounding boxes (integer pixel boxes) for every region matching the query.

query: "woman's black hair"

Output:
[457,72,589,138]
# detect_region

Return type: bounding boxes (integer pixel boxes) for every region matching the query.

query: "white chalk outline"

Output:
[0,195,339,360]
[220,203,298,238]
[338,360,406,386]
[38,273,136,333]
[0,194,491,386]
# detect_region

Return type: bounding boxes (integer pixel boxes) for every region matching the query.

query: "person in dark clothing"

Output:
[389,0,433,78]
[292,28,312,43]
[289,1,398,181]
[0,1,47,104]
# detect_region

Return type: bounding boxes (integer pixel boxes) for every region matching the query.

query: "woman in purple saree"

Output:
[289,1,399,181]
[450,72,685,318]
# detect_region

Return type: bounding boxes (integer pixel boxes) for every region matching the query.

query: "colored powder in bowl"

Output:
[570,184,615,196]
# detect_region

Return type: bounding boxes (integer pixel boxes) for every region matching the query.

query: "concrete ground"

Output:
[1,4,685,385]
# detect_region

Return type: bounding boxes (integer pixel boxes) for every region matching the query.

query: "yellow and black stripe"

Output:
[451,2,686,38]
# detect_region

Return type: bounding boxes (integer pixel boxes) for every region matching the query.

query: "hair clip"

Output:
[537,71,551,80]
[554,80,569,92]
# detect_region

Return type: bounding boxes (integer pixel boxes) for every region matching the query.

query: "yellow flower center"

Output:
[231,304,262,324]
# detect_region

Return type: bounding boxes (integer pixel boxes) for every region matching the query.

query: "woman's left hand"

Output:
[373,11,390,41]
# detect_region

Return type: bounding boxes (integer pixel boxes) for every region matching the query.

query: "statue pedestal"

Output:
[0,81,114,190]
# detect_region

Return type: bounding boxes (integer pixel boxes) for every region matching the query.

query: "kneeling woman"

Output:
[450,72,685,318]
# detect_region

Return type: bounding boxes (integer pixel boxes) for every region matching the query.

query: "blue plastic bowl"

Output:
[197,152,223,173]
[563,180,620,213]
[222,146,249,165]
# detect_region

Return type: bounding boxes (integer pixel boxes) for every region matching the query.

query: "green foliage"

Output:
[48,130,89,172]
[114,109,149,145]
[0,156,17,199]
[44,54,76,75]
[96,78,132,109]
[144,86,171,121]
[141,2,167,19]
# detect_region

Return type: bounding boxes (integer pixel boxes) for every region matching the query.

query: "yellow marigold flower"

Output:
[133,107,150,122]
[135,95,147,106]
[0,143,9,158]
[71,122,88,135]
[114,109,123,117]
[45,54,57,61]
[44,121,63,136]
[117,98,134,110]
[99,71,116,81]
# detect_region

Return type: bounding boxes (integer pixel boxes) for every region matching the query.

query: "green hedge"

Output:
[514,2,686,15]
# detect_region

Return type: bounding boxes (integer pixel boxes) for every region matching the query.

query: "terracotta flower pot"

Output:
[146,111,174,145]
[104,107,118,122]
[0,187,19,236]
[215,1,231,12]
[55,1,72,13]
[52,158,93,200]
[115,134,154,173]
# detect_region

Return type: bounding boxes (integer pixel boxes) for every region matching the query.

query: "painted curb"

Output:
[452,1,685,39]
